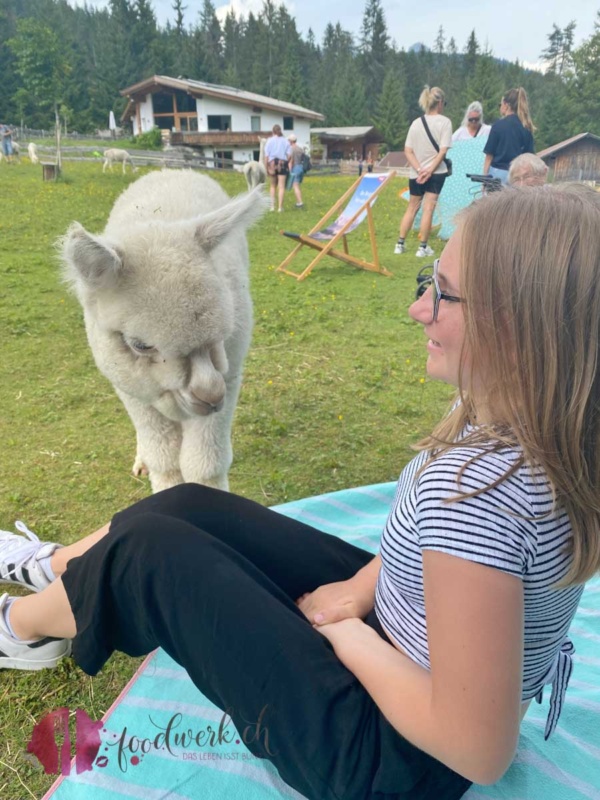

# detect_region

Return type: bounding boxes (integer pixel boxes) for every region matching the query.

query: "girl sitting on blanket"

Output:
[1,184,599,800]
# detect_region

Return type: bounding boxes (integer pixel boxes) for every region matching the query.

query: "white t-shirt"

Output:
[452,124,492,142]
[405,114,453,178]
[264,135,291,162]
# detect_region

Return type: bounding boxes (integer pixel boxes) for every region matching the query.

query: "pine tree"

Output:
[329,61,367,126]
[570,12,600,135]
[359,0,389,115]
[463,29,480,77]
[465,47,503,123]
[373,65,407,150]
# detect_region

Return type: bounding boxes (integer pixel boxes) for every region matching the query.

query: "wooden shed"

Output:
[310,126,385,161]
[537,132,600,182]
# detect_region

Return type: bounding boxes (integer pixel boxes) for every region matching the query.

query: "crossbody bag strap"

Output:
[420,115,440,152]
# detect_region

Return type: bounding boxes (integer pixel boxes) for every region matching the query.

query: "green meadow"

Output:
[0,160,453,799]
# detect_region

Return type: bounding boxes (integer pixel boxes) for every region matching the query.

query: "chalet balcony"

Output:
[170,131,265,147]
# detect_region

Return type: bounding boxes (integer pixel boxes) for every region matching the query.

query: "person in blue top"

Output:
[483,87,535,185]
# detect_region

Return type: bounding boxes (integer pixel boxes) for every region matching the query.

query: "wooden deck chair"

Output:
[277,170,396,281]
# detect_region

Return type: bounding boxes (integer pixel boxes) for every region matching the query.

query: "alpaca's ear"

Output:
[194,186,269,252]
[61,222,122,289]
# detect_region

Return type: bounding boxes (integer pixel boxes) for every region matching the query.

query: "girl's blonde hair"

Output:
[419,184,600,586]
[503,87,536,132]
[419,85,445,113]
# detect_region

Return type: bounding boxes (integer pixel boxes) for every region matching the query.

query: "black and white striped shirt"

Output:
[375,442,584,738]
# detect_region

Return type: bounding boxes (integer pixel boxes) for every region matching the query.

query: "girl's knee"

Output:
[151,482,220,512]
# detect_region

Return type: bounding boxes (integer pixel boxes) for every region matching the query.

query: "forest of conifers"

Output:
[1,0,599,151]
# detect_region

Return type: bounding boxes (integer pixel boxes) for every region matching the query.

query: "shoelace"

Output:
[0,521,42,570]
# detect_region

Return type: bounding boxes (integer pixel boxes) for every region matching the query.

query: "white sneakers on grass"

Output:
[416,245,435,258]
[0,520,59,592]
[0,592,71,670]
[393,243,435,257]
[0,522,70,670]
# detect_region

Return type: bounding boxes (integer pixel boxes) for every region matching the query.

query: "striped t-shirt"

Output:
[375,442,585,739]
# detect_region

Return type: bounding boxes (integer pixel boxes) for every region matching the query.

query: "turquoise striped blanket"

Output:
[45,483,600,800]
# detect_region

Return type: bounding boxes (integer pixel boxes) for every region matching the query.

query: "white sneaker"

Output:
[0,593,71,670]
[394,242,406,254]
[416,245,435,258]
[0,521,60,592]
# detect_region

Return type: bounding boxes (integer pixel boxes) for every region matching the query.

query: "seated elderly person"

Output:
[508,153,549,187]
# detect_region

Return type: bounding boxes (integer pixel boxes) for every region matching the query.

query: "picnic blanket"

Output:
[44,482,600,800]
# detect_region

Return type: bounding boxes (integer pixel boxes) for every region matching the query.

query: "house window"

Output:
[283,116,294,130]
[180,116,198,132]
[155,115,175,130]
[152,93,175,114]
[208,115,232,131]
[251,115,261,132]
[214,150,233,169]
[253,150,260,161]
[174,91,196,113]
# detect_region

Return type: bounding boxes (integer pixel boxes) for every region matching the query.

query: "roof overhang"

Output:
[120,75,324,123]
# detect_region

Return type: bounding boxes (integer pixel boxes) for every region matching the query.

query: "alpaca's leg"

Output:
[117,391,184,493]
[179,410,233,491]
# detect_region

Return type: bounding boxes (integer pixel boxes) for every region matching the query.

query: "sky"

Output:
[76,0,597,69]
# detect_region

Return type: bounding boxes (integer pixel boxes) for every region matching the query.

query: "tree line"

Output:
[0,0,599,152]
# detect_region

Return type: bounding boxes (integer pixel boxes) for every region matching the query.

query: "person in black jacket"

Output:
[483,88,535,185]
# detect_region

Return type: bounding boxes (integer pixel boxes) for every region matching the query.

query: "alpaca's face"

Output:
[84,234,236,422]
[62,171,266,423]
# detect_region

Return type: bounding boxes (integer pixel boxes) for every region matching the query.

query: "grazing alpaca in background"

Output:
[102,148,137,174]
[28,143,39,164]
[61,169,268,492]
[243,136,267,189]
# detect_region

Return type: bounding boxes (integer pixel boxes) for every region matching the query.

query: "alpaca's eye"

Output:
[127,337,156,355]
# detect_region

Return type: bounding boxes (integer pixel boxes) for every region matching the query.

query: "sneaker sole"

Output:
[0,641,71,670]
[0,575,46,592]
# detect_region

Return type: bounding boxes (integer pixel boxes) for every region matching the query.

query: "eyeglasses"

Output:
[467,117,480,123]
[415,260,464,322]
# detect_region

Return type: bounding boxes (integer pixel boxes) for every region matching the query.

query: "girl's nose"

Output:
[409,285,433,324]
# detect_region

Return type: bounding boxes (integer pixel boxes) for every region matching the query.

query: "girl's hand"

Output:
[313,617,379,664]
[296,579,373,626]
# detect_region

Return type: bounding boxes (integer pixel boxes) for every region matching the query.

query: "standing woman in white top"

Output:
[395,86,452,258]
[451,101,491,142]
[264,123,291,213]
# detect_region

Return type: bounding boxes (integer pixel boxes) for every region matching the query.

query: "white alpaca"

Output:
[243,160,266,189]
[28,142,39,164]
[61,169,268,493]
[243,137,267,189]
[103,148,137,174]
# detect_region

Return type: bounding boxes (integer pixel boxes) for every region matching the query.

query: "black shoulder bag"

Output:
[420,115,452,176]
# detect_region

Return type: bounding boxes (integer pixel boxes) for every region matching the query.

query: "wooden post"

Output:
[41,163,57,181]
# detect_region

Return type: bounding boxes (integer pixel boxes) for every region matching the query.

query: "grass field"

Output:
[0,159,454,799]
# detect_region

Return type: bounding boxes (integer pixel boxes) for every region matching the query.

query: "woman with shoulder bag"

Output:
[264,124,291,213]
[395,86,452,258]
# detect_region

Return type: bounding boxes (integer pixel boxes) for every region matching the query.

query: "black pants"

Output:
[62,484,471,800]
